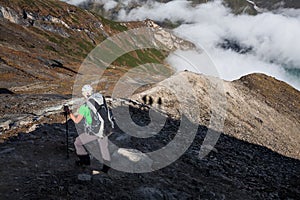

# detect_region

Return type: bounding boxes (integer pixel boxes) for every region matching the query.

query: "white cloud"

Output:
[119,0,195,22]
[103,1,117,10]
[61,0,88,5]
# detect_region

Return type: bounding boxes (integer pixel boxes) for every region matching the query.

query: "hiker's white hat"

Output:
[82,84,93,93]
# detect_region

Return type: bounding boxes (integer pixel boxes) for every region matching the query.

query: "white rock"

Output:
[111,148,153,173]
[118,148,143,162]
[0,120,12,131]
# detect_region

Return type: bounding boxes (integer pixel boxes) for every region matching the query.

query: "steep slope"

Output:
[0,0,193,94]
[0,0,108,93]
[0,96,299,199]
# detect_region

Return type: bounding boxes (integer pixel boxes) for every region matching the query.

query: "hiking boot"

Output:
[101,164,110,173]
[75,154,90,166]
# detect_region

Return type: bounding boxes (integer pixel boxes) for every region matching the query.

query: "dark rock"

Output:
[0,88,14,94]
[218,39,253,54]
[0,147,15,154]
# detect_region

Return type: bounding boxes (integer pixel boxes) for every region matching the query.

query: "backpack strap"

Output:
[102,96,114,128]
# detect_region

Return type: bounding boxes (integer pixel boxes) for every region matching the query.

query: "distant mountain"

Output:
[225,0,300,13]
[74,0,300,21]
[0,0,195,95]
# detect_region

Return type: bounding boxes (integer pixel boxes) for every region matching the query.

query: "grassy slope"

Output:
[0,0,169,94]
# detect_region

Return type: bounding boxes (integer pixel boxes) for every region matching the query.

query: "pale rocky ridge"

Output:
[132,71,300,160]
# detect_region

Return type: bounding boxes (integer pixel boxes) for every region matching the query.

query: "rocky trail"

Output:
[0,103,299,199]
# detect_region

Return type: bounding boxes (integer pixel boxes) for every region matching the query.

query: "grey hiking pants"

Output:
[74,133,111,161]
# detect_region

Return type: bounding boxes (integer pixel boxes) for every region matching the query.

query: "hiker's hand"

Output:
[63,105,71,115]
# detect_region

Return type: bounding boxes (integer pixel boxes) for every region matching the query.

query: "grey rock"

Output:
[133,187,164,200]
[0,147,15,154]
[77,174,92,181]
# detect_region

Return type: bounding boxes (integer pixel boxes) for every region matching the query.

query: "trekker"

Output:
[67,85,111,173]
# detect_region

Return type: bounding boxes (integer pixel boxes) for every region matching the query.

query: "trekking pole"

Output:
[63,105,70,159]
[65,113,69,159]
